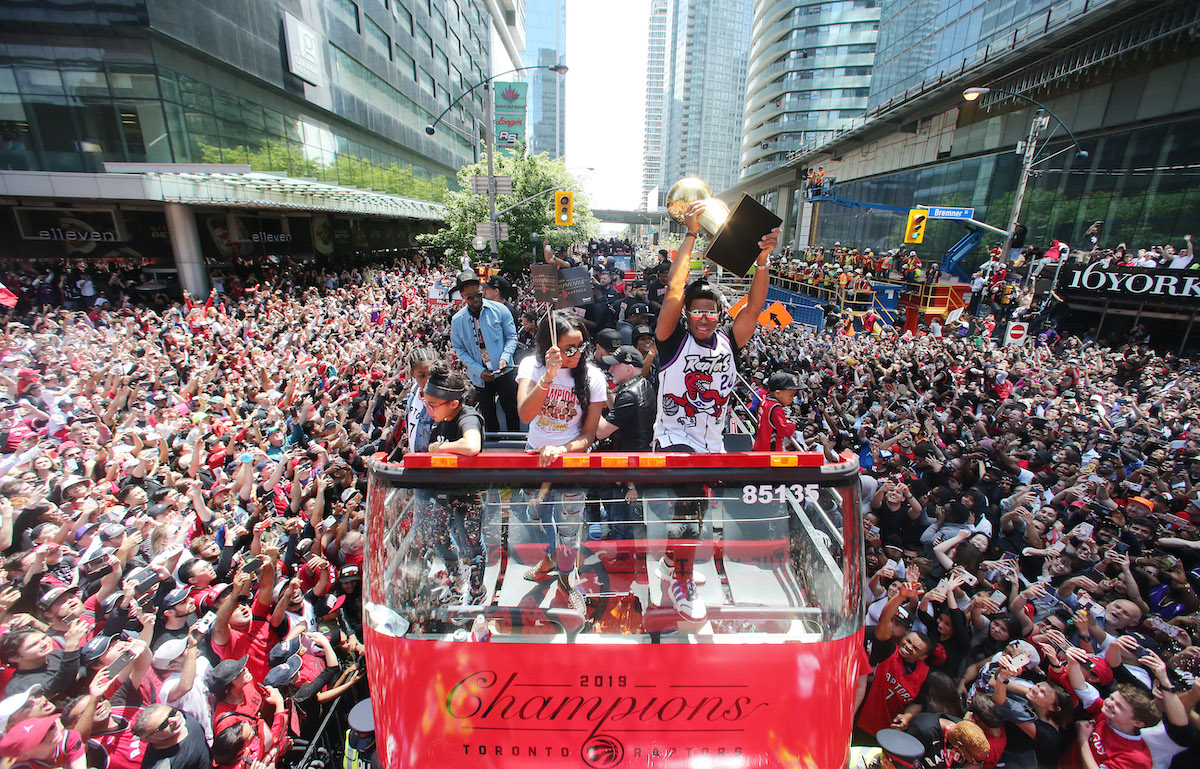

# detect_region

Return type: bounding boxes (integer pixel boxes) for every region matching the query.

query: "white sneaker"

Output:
[664,575,706,620]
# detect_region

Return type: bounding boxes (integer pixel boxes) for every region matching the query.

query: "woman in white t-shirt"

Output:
[516,311,606,612]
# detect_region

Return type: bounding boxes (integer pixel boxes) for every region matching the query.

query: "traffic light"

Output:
[904,209,926,244]
[555,191,574,226]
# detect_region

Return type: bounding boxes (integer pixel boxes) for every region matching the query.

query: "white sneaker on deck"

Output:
[663,575,706,620]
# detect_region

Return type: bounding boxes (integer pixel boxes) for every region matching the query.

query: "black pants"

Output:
[479,372,519,432]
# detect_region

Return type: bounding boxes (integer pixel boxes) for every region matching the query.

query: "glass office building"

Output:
[868,0,1115,110]
[815,116,1200,259]
[741,0,880,178]
[0,0,495,202]
[659,0,754,197]
[523,0,565,158]
[723,0,1200,275]
[641,0,669,210]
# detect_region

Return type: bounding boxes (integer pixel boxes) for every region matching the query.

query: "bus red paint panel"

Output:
[365,627,864,769]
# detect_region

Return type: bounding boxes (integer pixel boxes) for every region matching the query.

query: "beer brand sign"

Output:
[493,81,527,149]
[1058,263,1200,304]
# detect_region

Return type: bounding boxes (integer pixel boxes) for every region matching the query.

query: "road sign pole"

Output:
[1002,112,1045,267]
[484,81,498,262]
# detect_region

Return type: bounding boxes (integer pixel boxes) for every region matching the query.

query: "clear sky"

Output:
[563,0,650,212]
[490,1,650,214]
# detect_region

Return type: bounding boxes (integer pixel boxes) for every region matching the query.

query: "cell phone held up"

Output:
[104,650,136,678]
[193,610,217,636]
[81,553,113,579]
[126,566,160,595]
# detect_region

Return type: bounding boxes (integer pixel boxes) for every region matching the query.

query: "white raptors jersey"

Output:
[653,325,737,453]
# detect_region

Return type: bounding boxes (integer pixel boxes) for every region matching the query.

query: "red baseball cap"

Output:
[1086,656,1115,686]
[0,715,58,757]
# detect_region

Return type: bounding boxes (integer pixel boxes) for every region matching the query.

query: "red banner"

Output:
[365,626,863,768]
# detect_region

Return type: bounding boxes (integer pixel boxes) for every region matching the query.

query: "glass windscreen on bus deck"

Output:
[364,457,862,643]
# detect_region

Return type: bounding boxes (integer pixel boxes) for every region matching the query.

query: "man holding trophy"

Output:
[651,179,781,619]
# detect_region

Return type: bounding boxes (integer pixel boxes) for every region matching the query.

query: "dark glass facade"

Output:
[813,116,1200,268]
[868,0,1109,109]
[0,0,493,203]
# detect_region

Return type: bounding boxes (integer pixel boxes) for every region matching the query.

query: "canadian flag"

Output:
[0,282,17,308]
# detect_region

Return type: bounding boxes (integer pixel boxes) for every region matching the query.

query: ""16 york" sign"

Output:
[1061,262,1200,299]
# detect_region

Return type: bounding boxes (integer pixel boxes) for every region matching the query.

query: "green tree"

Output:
[418,145,598,273]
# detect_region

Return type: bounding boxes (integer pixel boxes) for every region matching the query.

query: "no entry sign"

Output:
[1005,321,1028,346]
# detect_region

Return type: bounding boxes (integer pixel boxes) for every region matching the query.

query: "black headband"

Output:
[424,381,465,401]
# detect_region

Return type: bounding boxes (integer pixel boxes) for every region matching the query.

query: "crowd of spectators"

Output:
[0,226,1198,769]
[734,293,1200,768]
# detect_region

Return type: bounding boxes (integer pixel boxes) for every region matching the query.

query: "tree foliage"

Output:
[418,144,599,273]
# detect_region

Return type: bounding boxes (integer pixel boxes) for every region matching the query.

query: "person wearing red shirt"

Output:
[753,372,799,452]
[210,686,289,769]
[0,715,86,769]
[1061,650,1155,769]
[210,656,264,725]
[60,671,144,769]
[858,583,932,743]
[210,547,284,681]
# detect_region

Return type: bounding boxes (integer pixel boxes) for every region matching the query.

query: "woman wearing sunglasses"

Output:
[516,311,606,613]
[651,201,780,619]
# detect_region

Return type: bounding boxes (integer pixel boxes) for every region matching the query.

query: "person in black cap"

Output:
[598,347,654,453]
[618,278,650,326]
[263,631,345,728]
[594,328,623,365]
[618,301,653,346]
[449,269,520,432]
[875,728,926,769]
[483,274,519,327]
[153,586,197,646]
[597,346,655,545]
[753,371,800,451]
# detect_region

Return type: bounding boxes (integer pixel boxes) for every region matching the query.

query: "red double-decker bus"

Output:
[364,450,863,768]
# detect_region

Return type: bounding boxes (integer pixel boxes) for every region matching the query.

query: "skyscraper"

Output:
[657,0,754,201]
[0,0,494,295]
[524,0,566,157]
[641,0,669,210]
[741,0,881,178]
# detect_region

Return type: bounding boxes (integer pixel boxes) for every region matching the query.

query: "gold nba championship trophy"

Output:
[666,177,730,238]
[665,177,782,276]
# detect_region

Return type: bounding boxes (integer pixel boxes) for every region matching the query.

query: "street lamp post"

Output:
[962,86,1089,270]
[427,64,568,262]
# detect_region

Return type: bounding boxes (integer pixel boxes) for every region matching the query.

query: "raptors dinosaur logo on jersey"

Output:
[661,355,731,426]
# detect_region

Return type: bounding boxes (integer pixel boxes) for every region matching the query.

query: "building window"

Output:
[331,0,360,33]
[396,1,413,34]
[415,22,433,57]
[365,16,391,59]
[395,46,416,80]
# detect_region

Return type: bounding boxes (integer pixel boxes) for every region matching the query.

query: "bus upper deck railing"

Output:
[364,450,863,645]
